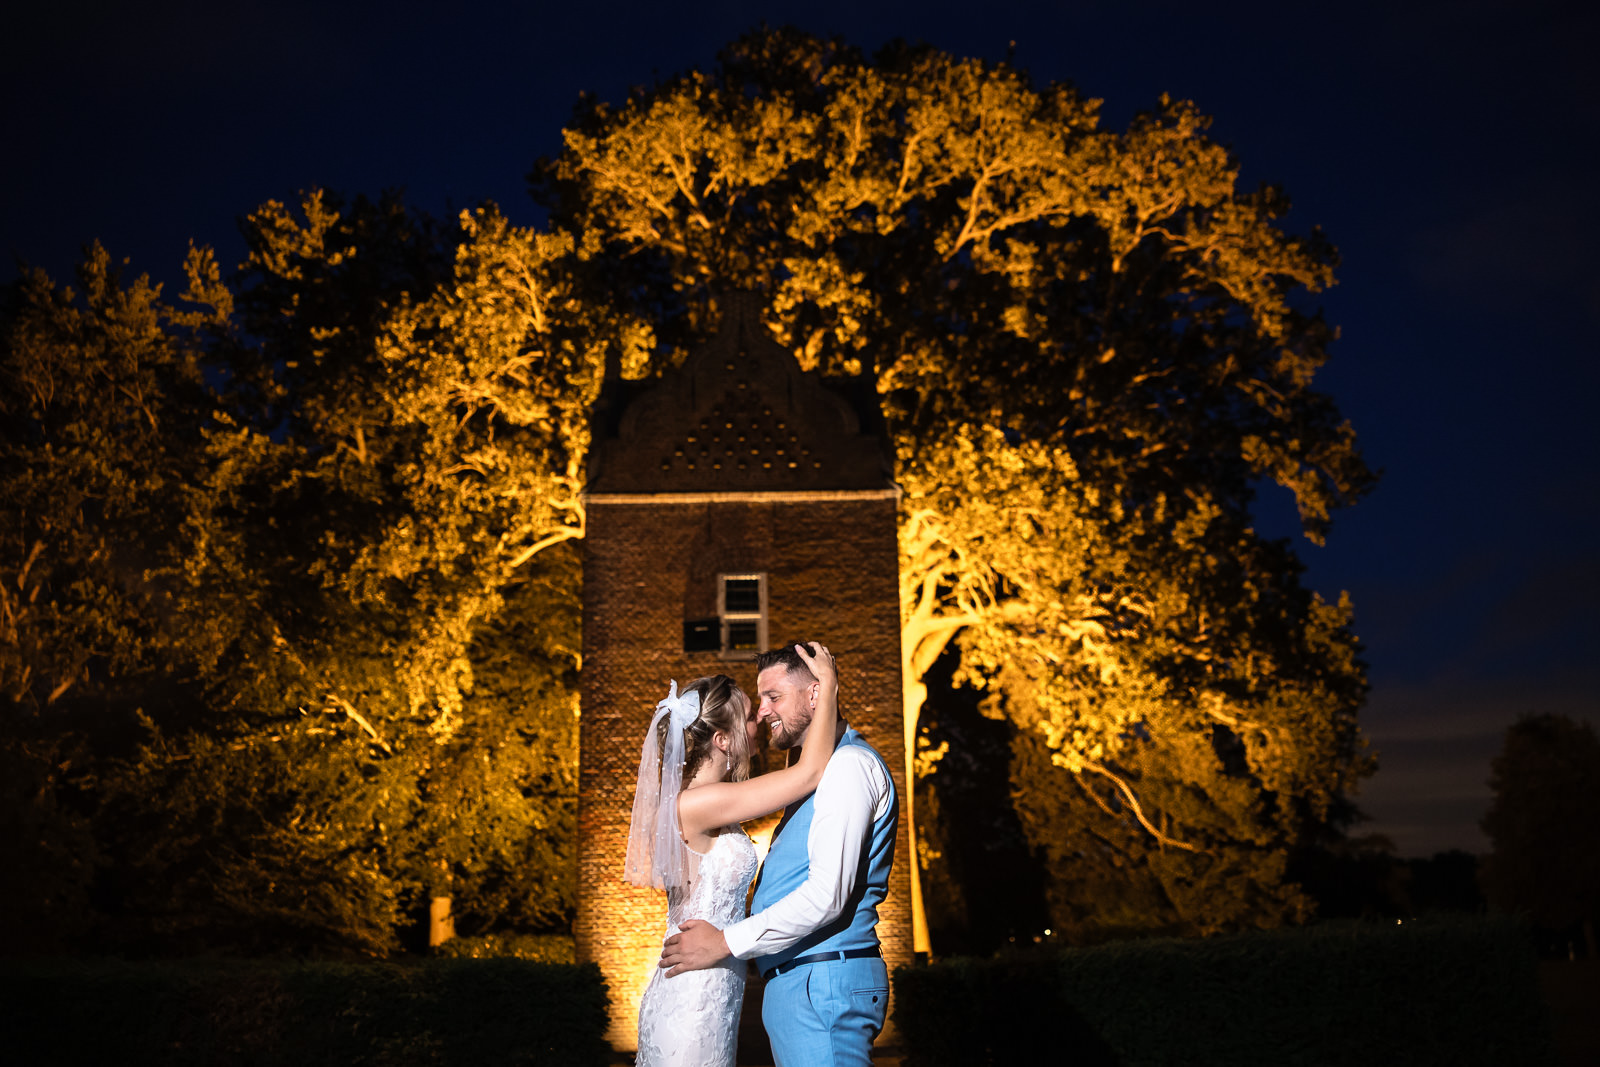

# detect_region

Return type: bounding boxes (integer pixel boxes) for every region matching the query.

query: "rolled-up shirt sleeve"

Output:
[724,747,891,961]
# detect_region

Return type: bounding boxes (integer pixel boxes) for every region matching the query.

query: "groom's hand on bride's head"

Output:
[659,919,731,977]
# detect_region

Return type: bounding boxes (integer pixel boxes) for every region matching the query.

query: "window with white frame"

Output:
[718,573,767,656]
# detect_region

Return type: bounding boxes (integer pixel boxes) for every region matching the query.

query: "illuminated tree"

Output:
[1481,714,1600,957]
[0,243,225,713]
[1,199,596,954]
[0,246,226,947]
[538,29,1374,940]
[3,27,1378,952]
[141,193,602,950]
[219,193,592,724]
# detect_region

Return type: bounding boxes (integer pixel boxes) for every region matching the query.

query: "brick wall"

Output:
[578,495,909,1051]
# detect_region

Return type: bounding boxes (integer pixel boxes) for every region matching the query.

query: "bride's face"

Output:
[756,664,816,752]
[738,689,759,754]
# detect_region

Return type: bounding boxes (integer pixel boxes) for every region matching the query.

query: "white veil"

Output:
[623,680,702,889]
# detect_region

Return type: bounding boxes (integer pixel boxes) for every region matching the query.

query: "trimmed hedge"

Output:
[1,956,609,1066]
[893,917,1554,1066]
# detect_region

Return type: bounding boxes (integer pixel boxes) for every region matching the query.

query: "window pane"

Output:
[724,577,762,614]
[726,620,760,650]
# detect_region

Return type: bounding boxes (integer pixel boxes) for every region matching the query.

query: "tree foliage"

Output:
[0,243,223,712]
[538,29,1373,933]
[1,197,587,955]
[0,246,229,950]
[2,28,1376,951]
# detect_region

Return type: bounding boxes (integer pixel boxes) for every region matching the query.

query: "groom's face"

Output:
[755,664,817,752]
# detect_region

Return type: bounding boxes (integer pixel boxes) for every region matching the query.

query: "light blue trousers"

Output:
[761,956,889,1067]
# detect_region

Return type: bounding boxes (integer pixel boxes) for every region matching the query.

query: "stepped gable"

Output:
[587,293,892,494]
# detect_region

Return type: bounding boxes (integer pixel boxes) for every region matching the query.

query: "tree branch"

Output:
[46,676,75,706]
[327,693,393,755]
[16,539,44,592]
[507,524,585,569]
[1079,758,1199,852]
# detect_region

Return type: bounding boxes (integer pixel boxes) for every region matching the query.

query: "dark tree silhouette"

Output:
[1481,714,1600,957]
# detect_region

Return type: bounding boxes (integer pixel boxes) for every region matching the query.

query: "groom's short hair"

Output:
[754,641,820,683]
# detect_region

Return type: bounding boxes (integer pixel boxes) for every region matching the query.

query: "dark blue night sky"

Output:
[5,0,1596,856]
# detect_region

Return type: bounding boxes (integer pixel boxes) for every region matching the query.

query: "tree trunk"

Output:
[903,672,931,956]
[428,895,456,948]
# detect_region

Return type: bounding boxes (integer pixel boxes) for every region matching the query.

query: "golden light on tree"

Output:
[541,28,1373,942]
[1,28,1374,957]
[3,194,590,955]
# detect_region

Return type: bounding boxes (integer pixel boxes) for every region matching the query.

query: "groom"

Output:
[660,640,898,1066]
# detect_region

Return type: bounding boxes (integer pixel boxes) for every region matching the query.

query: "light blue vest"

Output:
[751,728,898,975]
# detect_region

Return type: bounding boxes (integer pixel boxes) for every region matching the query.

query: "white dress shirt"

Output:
[722,740,895,961]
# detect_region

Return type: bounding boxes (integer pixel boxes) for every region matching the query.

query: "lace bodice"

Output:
[665,830,759,932]
[637,830,758,1067]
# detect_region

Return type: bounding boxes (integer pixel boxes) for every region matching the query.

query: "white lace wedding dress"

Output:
[636,829,759,1067]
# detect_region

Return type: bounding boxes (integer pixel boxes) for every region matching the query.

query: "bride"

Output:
[625,643,839,1067]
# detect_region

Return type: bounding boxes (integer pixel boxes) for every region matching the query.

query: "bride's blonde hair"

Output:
[625,675,754,889]
[656,674,750,787]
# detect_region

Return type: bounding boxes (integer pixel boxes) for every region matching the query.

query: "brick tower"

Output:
[576,293,909,1052]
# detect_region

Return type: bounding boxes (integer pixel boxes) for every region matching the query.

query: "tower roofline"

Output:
[586,292,894,495]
